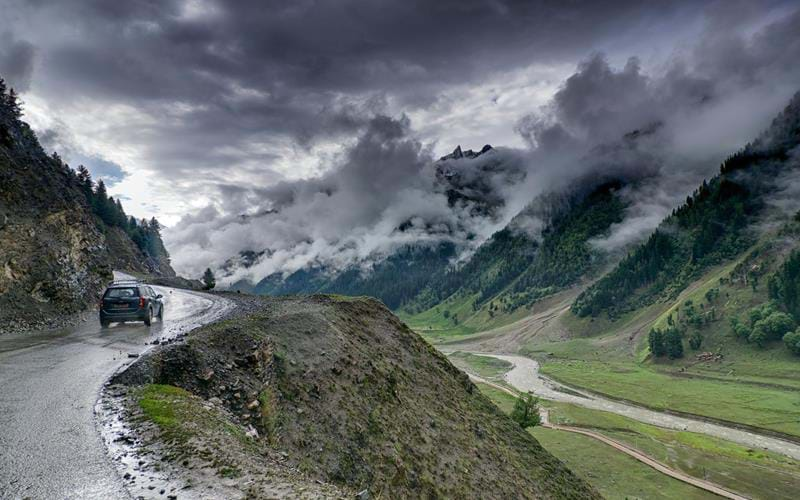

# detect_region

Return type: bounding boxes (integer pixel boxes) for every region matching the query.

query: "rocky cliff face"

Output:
[0,82,174,331]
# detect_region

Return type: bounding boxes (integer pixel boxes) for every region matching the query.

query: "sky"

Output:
[1,0,799,282]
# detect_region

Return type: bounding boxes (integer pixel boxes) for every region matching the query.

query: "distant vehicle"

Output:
[99,280,164,327]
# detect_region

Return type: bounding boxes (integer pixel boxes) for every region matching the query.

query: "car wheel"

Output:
[100,319,110,328]
[157,305,164,321]
[144,308,152,326]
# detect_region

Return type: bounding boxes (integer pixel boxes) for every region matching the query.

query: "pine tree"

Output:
[648,328,666,357]
[115,198,127,227]
[665,327,684,359]
[769,250,800,321]
[92,179,114,225]
[5,88,21,117]
[76,165,93,200]
[202,268,216,290]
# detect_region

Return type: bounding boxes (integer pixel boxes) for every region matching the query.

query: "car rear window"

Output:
[105,287,139,298]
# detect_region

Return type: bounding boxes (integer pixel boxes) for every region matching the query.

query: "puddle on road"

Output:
[96,386,187,499]
[95,290,235,499]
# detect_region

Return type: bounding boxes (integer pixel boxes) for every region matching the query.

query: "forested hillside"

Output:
[0,78,173,330]
[250,243,457,309]
[405,180,627,316]
[572,91,800,319]
[246,176,628,324]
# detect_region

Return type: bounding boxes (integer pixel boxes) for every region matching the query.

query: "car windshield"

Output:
[105,287,139,298]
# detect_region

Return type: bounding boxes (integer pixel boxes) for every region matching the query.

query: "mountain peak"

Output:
[439,144,493,161]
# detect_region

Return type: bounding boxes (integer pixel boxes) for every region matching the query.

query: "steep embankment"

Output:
[0,81,174,330]
[111,294,599,499]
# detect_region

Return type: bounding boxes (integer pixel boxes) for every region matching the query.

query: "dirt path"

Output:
[538,410,749,500]
[467,373,748,499]
[439,290,580,351]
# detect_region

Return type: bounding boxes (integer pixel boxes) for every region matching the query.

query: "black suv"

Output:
[100,280,164,327]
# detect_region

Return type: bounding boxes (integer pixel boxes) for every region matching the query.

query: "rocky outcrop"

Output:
[112,294,601,499]
[0,81,175,331]
[434,144,524,217]
[0,207,110,329]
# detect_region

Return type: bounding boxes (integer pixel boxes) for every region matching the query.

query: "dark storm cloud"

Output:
[0,31,35,91]
[3,0,713,181]
[515,5,800,251]
[25,0,698,98]
[3,0,800,281]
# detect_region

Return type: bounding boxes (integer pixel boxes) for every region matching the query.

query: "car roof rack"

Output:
[108,279,142,286]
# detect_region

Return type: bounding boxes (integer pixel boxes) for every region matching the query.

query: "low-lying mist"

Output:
[165,9,800,286]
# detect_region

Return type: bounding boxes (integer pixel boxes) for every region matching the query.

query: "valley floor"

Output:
[477,382,800,500]
[413,258,800,499]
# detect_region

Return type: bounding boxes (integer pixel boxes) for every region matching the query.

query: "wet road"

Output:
[476,353,800,461]
[0,286,232,499]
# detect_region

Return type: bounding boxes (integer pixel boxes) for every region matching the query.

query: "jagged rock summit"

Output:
[439,143,493,161]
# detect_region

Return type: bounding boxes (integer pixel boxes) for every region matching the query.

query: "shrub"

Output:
[749,324,768,347]
[511,393,541,429]
[760,311,795,339]
[730,317,751,340]
[783,330,800,356]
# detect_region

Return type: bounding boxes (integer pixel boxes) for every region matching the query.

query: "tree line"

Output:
[0,77,168,264]
[74,165,168,261]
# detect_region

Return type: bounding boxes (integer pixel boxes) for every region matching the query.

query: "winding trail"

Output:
[462,374,748,500]
[538,410,749,500]
[465,372,750,498]
[0,283,232,499]
[460,352,800,461]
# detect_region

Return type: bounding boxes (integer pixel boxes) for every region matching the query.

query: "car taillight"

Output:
[139,296,146,308]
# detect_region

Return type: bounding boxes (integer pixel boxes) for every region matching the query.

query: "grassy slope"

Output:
[535,231,800,438]
[132,384,348,497]
[401,182,628,342]
[136,384,253,470]
[399,290,532,343]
